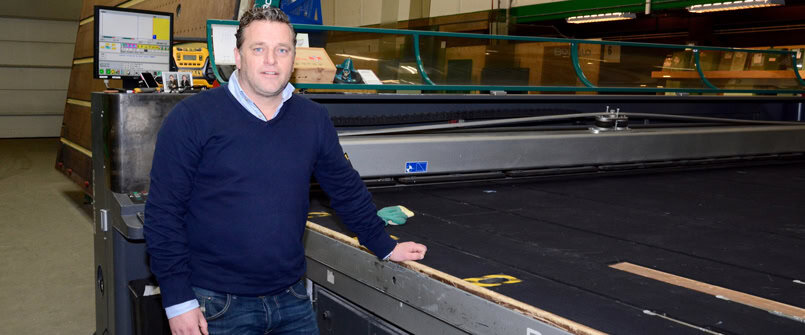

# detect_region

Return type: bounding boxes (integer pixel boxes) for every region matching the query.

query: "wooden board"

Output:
[61,103,92,150]
[55,142,93,195]
[80,0,123,20]
[129,0,239,38]
[611,262,805,322]
[67,63,119,102]
[74,22,93,59]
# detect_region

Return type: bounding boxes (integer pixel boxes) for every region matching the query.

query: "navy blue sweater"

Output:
[144,87,397,307]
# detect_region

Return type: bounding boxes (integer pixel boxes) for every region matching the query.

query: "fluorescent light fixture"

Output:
[687,0,784,13]
[566,12,636,24]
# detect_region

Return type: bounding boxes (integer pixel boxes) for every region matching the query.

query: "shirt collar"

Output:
[227,69,295,121]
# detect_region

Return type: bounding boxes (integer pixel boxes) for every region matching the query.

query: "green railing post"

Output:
[693,49,717,90]
[413,34,435,85]
[792,50,805,87]
[571,42,596,88]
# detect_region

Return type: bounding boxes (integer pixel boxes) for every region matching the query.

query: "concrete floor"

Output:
[0,138,94,334]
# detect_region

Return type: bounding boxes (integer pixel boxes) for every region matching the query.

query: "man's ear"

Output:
[234,47,241,70]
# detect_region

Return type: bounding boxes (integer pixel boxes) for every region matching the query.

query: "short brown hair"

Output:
[236,7,296,49]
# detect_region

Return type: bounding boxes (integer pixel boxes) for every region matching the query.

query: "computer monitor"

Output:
[94,6,173,89]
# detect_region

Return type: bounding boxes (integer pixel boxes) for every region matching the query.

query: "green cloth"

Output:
[377,205,414,226]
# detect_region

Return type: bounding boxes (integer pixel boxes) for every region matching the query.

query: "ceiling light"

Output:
[566,12,636,24]
[687,0,784,13]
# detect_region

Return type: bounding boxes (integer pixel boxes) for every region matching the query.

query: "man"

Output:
[167,74,178,91]
[144,7,427,335]
[181,74,191,87]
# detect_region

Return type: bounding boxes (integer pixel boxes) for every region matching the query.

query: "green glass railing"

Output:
[207,20,805,94]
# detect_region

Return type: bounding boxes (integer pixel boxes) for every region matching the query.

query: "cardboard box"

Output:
[718,51,734,70]
[730,52,748,71]
[698,50,719,71]
[291,47,336,84]
[749,52,765,70]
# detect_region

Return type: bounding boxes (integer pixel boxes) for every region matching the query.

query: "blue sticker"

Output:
[405,161,428,173]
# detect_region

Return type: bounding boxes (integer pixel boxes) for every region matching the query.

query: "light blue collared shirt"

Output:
[227,69,295,121]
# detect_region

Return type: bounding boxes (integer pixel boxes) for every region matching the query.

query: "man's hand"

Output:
[389,241,427,262]
[169,308,208,335]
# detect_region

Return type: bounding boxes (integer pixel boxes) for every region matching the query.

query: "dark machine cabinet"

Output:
[315,286,408,335]
[92,93,187,335]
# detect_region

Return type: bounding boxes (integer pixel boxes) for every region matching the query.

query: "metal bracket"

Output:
[100,209,108,232]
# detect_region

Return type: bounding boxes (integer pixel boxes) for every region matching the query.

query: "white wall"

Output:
[0,17,76,138]
[327,0,409,27]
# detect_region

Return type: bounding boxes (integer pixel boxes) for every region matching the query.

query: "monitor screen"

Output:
[94,6,173,84]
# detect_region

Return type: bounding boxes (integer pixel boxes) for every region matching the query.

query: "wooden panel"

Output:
[80,0,122,20]
[430,10,488,26]
[514,42,545,87]
[55,142,93,195]
[131,0,238,38]
[445,45,486,84]
[437,20,487,32]
[61,104,92,150]
[74,22,93,59]
[67,63,120,101]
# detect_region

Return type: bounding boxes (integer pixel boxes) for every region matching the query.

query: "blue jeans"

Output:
[192,280,319,334]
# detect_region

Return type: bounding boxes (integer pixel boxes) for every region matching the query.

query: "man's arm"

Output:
[312,107,426,261]
[143,104,206,330]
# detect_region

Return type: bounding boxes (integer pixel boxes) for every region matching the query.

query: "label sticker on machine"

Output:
[405,161,428,173]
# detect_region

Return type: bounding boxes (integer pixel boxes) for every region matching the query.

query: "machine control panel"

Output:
[128,191,148,204]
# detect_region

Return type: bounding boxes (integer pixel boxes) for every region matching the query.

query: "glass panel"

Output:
[582,44,707,90]
[301,29,420,90]
[416,36,582,90]
[263,24,805,93]
[701,50,802,90]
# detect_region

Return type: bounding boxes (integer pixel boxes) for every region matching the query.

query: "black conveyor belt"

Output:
[309,163,805,334]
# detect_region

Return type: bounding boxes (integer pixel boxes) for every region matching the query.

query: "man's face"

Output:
[234,21,295,100]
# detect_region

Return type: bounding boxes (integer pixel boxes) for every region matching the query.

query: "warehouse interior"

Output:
[1,1,804,334]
